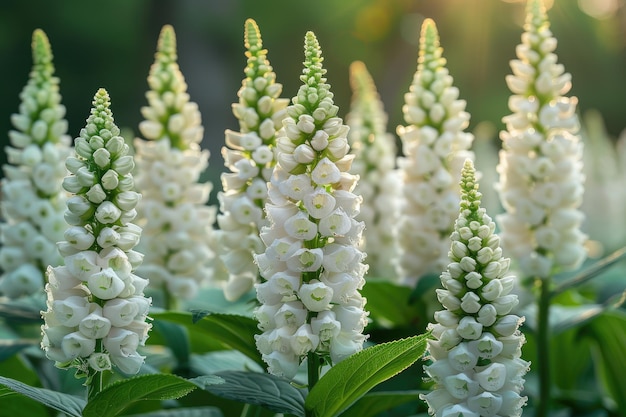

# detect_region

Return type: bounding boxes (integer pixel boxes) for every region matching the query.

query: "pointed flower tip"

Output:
[421,18,439,44]
[244,18,262,50]
[349,60,375,98]
[32,28,53,65]
[157,24,177,56]
[526,0,549,29]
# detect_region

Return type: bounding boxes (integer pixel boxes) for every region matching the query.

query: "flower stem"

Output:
[536,275,552,417]
[87,369,103,402]
[305,352,320,417]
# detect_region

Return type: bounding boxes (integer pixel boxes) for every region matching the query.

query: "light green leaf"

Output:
[339,390,423,417]
[305,334,429,417]
[202,370,306,417]
[82,374,205,417]
[151,311,263,367]
[0,376,85,417]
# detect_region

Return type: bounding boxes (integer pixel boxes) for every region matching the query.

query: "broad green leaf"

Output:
[339,391,423,417]
[551,290,626,334]
[189,350,263,376]
[586,310,626,416]
[0,296,45,324]
[82,374,207,417]
[305,334,429,417]
[151,311,263,367]
[0,376,85,417]
[202,370,307,417]
[360,279,418,328]
[0,386,48,417]
[152,319,190,369]
[124,407,225,417]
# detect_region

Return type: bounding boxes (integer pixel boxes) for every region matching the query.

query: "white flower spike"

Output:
[396,19,475,287]
[421,159,528,417]
[41,89,152,380]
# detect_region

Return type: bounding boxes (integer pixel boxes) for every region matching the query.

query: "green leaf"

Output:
[0,386,49,417]
[551,289,626,334]
[360,279,418,328]
[151,311,263,367]
[305,334,429,417]
[202,370,307,417]
[339,391,423,417]
[124,407,225,417]
[152,319,190,369]
[82,374,203,417]
[0,296,46,324]
[0,376,85,417]
[586,310,626,416]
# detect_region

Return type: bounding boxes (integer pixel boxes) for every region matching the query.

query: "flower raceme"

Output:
[0,29,71,299]
[421,160,528,417]
[41,89,151,377]
[133,25,217,304]
[496,0,586,279]
[346,60,400,280]
[216,18,289,301]
[396,18,475,287]
[253,31,369,380]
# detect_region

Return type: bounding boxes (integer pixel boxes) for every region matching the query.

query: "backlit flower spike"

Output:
[396,18,475,287]
[41,88,152,379]
[0,29,71,299]
[133,25,217,306]
[346,60,400,280]
[254,31,369,380]
[216,18,289,301]
[420,159,529,417]
[496,0,586,279]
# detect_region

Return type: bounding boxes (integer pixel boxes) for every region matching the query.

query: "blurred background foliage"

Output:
[1,0,625,204]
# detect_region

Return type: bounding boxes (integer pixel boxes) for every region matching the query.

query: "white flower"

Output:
[396,19,475,287]
[497,0,586,278]
[41,89,151,379]
[0,29,70,300]
[420,160,528,417]
[134,25,217,305]
[254,31,368,380]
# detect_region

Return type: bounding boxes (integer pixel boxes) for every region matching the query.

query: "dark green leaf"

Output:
[202,370,307,417]
[586,310,626,416]
[152,319,190,368]
[0,376,85,417]
[82,374,200,417]
[339,390,423,417]
[360,279,418,328]
[0,386,49,417]
[123,407,225,417]
[151,311,263,367]
[305,334,429,417]
[551,290,626,334]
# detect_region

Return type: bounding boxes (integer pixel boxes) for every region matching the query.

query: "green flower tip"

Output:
[460,159,482,213]
[526,0,549,31]
[300,31,326,86]
[418,18,445,71]
[88,88,116,129]
[349,60,375,100]
[157,24,177,62]
[244,18,263,54]
[32,28,53,66]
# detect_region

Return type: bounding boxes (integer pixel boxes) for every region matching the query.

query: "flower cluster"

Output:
[0,29,71,299]
[346,60,400,280]
[496,0,586,279]
[396,18,475,287]
[133,25,216,304]
[421,159,528,417]
[253,31,369,380]
[216,19,289,301]
[41,88,151,376]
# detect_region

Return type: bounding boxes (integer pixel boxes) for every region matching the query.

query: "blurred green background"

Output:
[1,0,625,193]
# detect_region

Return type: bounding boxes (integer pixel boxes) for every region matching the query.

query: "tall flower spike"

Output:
[396,18,475,287]
[254,31,369,380]
[346,61,400,280]
[216,18,289,301]
[421,159,529,417]
[496,0,586,279]
[0,29,71,299]
[134,25,217,307]
[41,88,152,380]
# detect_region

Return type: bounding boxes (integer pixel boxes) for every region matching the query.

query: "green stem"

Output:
[536,275,552,417]
[87,367,103,402]
[306,352,320,417]
[240,403,261,417]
